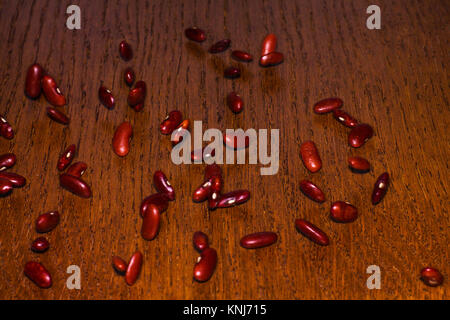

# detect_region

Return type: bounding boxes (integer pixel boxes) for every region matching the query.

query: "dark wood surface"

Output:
[0,0,448,300]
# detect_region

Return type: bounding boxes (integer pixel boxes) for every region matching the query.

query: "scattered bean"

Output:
[224,67,241,79]
[0,172,26,187]
[25,63,44,98]
[60,173,92,198]
[193,231,209,252]
[24,261,52,288]
[333,109,358,128]
[98,86,115,109]
[125,251,143,286]
[372,172,389,205]
[227,92,244,113]
[240,232,278,249]
[141,205,161,241]
[185,27,206,42]
[0,153,16,171]
[35,211,60,233]
[31,237,49,253]
[112,121,133,157]
[0,115,14,139]
[153,170,175,201]
[231,50,253,62]
[193,247,217,282]
[261,33,277,56]
[300,141,322,173]
[215,190,250,208]
[330,201,358,223]
[299,180,325,203]
[57,144,76,171]
[124,67,135,86]
[348,156,370,173]
[112,256,128,274]
[127,81,146,109]
[295,219,329,246]
[41,75,66,107]
[119,40,133,61]
[160,110,182,135]
[208,39,231,53]
[172,119,190,146]
[420,267,444,287]
[259,52,284,67]
[66,161,87,178]
[313,98,343,114]
[140,193,170,218]
[46,107,70,125]
[0,177,13,195]
[348,123,373,148]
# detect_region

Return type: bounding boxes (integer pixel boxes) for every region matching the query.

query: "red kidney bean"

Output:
[112,121,133,157]
[160,110,182,135]
[330,201,358,223]
[25,63,44,98]
[119,40,133,61]
[205,164,222,180]
[208,39,231,53]
[193,179,213,203]
[259,52,284,67]
[35,211,60,233]
[46,107,69,125]
[295,219,329,246]
[24,261,52,288]
[124,67,135,86]
[348,156,370,173]
[299,180,325,203]
[313,98,343,114]
[185,27,206,42]
[98,86,115,109]
[112,256,128,274]
[153,170,175,201]
[127,80,146,107]
[66,161,87,178]
[227,92,244,113]
[231,50,253,62]
[300,141,322,173]
[31,237,49,253]
[261,33,277,56]
[141,205,161,241]
[348,123,373,148]
[140,193,170,218]
[332,109,358,128]
[420,267,444,287]
[224,132,250,149]
[0,172,26,187]
[372,172,389,205]
[191,147,215,163]
[193,231,209,252]
[216,190,250,208]
[193,247,217,282]
[60,173,92,198]
[125,251,143,286]
[0,116,14,139]
[224,67,240,79]
[57,144,76,171]
[0,153,16,171]
[208,194,220,210]
[41,75,66,107]
[240,232,278,249]
[172,119,190,146]
[0,177,13,195]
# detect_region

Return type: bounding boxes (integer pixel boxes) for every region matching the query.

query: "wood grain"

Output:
[0,0,448,300]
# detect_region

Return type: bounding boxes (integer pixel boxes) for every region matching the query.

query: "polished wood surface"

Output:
[0,0,448,299]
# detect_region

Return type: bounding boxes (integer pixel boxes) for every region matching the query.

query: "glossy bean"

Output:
[224,67,241,79]
[295,219,329,246]
[160,110,182,135]
[330,201,358,223]
[31,237,49,253]
[125,251,143,286]
[112,256,128,274]
[208,39,231,53]
[46,107,69,125]
[127,80,146,108]
[41,75,66,107]
[98,86,115,109]
[66,162,87,178]
[348,156,370,173]
[420,267,444,287]
[25,63,44,98]
[0,172,26,187]
[112,121,133,157]
[24,261,52,288]
[223,132,250,149]
[300,141,322,173]
[231,50,253,62]
[153,171,175,201]
[240,232,278,249]
[172,119,190,146]
[261,33,277,56]
[371,172,389,205]
[227,92,244,113]
[208,192,220,210]
[313,98,343,114]
[140,193,170,218]
[193,247,217,282]
[193,231,209,252]
[119,40,133,61]
[0,177,13,195]
[0,153,16,171]
[333,109,358,128]
[185,27,206,42]
[60,173,92,198]
[191,147,215,163]
[216,190,250,208]
[141,205,161,241]
[0,116,14,139]
[204,164,222,180]
[299,180,325,203]
[193,179,213,203]
[259,52,284,67]
[35,211,60,233]
[124,67,135,86]
[348,123,373,148]
[57,144,76,171]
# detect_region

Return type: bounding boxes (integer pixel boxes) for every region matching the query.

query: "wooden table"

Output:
[0,0,448,300]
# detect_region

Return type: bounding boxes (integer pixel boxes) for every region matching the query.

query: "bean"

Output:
[193,179,213,202]
[193,231,209,252]
[227,92,244,114]
[295,219,329,246]
[420,267,444,287]
[332,109,358,128]
[0,115,14,139]
[348,123,373,148]
[98,86,115,109]
[160,110,182,135]
[119,40,133,61]
[140,193,170,218]
[224,132,250,149]
[125,251,143,286]
[259,52,284,67]
[191,147,215,163]
[348,156,370,173]
[35,211,60,233]
[313,98,343,114]
[240,232,278,249]
[25,63,44,98]
[0,153,16,171]
[46,107,70,125]
[0,177,13,195]
[153,170,175,201]
[66,161,87,178]
[112,121,133,157]
[41,75,66,107]
[261,33,277,56]
[193,247,217,282]
[0,172,26,187]
[330,201,358,223]
[31,237,49,253]
[299,180,325,203]
[231,50,253,62]
[204,164,222,180]
[185,27,206,42]
[208,192,220,210]
[208,39,231,53]
[60,173,92,198]
[216,190,250,208]
[24,261,52,288]
[300,141,322,173]
[127,80,146,109]
[57,144,76,171]
[124,67,135,86]
[371,172,389,205]
[112,256,128,274]
[141,205,161,241]
[172,119,190,146]
[224,67,240,79]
